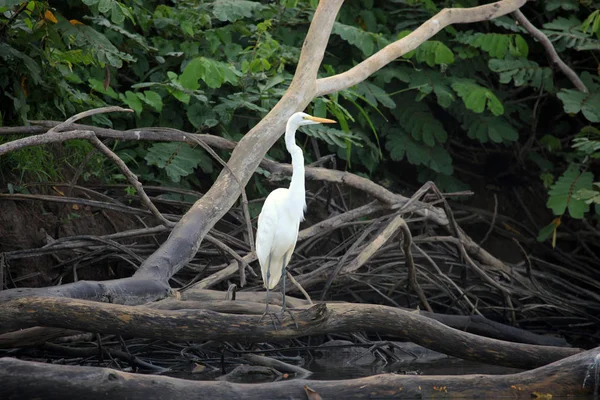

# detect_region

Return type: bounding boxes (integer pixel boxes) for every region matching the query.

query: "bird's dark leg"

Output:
[280,252,298,329]
[259,254,280,329]
[281,253,287,313]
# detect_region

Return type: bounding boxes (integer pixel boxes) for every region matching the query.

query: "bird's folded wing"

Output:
[256,203,279,282]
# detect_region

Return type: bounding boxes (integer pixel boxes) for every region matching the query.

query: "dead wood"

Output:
[0,296,579,369]
[147,295,570,348]
[2,346,599,399]
[0,327,81,348]
[149,289,569,346]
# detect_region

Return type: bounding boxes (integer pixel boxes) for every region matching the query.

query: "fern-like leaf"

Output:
[332,22,389,57]
[461,114,519,144]
[455,31,529,58]
[543,17,600,51]
[386,129,452,175]
[557,89,600,123]
[547,164,594,218]
[451,79,504,116]
[302,125,362,149]
[392,94,448,146]
[488,58,554,92]
[145,143,213,183]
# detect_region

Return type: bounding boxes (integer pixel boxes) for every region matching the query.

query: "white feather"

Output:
[255,112,335,292]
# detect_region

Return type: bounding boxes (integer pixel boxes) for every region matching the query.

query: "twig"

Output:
[512,10,588,93]
[398,219,433,312]
[478,193,498,246]
[287,271,313,305]
[242,354,311,379]
[88,136,174,227]
[204,234,249,287]
[46,106,133,133]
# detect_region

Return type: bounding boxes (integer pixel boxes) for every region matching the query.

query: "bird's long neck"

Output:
[285,119,306,220]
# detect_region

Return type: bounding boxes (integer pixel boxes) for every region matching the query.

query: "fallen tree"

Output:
[2,346,599,399]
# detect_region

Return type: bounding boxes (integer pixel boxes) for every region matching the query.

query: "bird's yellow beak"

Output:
[305,116,337,124]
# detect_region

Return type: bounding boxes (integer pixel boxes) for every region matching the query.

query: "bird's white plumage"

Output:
[256,188,300,289]
[255,112,336,303]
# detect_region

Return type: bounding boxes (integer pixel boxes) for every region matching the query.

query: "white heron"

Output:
[256,112,336,319]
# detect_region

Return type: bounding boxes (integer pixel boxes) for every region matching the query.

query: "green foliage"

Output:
[451,80,504,116]
[455,32,529,58]
[332,22,389,57]
[546,164,593,219]
[392,94,447,146]
[488,58,554,91]
[385,129,453,175]
[144,143,212,183]
[582,10,600,37]
[0,0,598,230]
[557,90,600,122]
[542,17,600,51]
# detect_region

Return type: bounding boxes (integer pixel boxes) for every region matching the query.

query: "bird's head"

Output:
[289,112,337,128]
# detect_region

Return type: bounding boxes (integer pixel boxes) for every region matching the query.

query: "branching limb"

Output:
[316,0,528,96]
[512,10,588,92]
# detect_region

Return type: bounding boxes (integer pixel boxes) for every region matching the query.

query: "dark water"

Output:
[163,342,599,398]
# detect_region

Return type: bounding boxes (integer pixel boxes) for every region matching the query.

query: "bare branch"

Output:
[512,10,588,93]
[316,0,528,96]
[47,106,132,133]
[87,136,173,227]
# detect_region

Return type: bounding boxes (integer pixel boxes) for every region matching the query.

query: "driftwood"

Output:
[0,296,580,369]
[2,346,599,399]
[153,289,569,347]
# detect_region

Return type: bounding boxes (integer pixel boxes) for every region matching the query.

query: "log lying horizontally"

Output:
[172,289,570,347]
[0,296,580,369]
[2,346,599,399]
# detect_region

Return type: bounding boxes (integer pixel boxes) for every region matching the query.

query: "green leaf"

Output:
[122,91,143,114]
[582,10,600,35]
[544,0,579,11]
[141,90,163,112]
[557,89,600,122]
[302,126,362,149]
[180,57,241,89]
[392,94,448,146]
[455,32,528,58]
[89,78,119,99]
[409,40,455,67]
[543,17,600,51]
[451,80,504,116]
[332,22,389,57]
[145,143,212,183]
[212,0,264,22]
[547,164,594,218]
[406,70,455,108]
[385,129,452,174]
[354,82,395,109]
[460,114,518,144]
[0,44,42,84]
[489,58,554,91]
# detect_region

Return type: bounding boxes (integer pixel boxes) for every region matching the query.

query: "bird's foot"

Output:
[280,308,299,329]
[259,310,281,331]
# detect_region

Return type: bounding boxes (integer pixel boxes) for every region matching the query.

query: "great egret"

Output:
[256,112,336,319]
